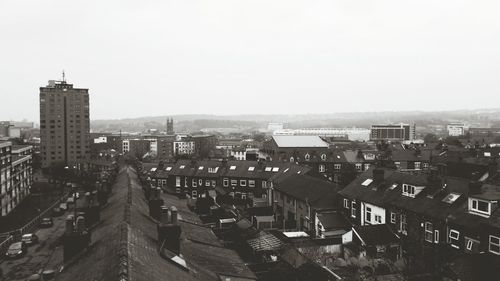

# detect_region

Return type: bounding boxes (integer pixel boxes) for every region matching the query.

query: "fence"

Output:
[0,193,68,260]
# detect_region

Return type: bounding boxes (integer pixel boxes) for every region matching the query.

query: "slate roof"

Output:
[272,136,329,148]
[316,211,350,231]
[275,174,340,210]
[391,149,432,162]
[353,224,399,246]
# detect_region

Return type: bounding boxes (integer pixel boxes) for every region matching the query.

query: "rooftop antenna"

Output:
[62,70,66,82]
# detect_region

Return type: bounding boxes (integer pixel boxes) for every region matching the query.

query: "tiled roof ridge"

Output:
[118,169,132,281]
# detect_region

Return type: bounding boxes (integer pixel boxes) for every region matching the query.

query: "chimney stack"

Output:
[170,206,178,224]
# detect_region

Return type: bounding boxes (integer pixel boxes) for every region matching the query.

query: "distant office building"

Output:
[447,123,468,136]
[173,141,195,156]
[273,128,371,142]
[39,78,90,168]
[469,127,500,136]
[0,122,21,138]
[166,118,174,135]
[370,123,415,142]
[0,141,33,216]
[191,135,217,159]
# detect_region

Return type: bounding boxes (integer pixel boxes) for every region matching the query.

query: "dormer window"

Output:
[290,157,294,162]
[321,154,326,161]
[402,184,424,198]
[469,198,491,216]
[305,154,310,161]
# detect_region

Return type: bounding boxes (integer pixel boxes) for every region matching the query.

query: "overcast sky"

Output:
[0,0,499,121]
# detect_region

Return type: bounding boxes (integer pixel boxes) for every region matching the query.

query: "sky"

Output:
[0,0,499,122]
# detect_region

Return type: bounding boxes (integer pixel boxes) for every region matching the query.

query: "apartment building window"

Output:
[343,199,349,209]
[176,176,181,187]
[449,229,460,248]
[240,180,247,186]
[249,180,255,187]
[390,212,396,224]
[223,178,229,187]
[334,164,341,170]
[424,222,433,242]
[365,207,372,223]
[489,235,500,255]
[351,201,356,218]
[319,165,325,173]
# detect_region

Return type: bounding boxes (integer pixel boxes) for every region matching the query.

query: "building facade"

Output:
[40,79,90,168]
[0,142,33,216]
[370,123,416,142]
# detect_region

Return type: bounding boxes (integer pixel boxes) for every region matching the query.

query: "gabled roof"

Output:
[275,174,340,210]
[272,136,329,148]
[391,149,432,162]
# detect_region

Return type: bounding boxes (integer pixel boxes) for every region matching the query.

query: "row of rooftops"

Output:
[340,167,500,228]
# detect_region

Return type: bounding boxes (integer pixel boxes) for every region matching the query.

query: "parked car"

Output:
[40,217,54,228]
[5,242,27,259]
[59,202,68,211]
[21,233,39,245]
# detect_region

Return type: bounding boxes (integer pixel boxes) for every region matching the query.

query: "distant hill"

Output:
[90,109,500,134]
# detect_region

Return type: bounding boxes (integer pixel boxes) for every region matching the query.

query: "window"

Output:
[205,180,210,187]
[334,164,341,170]
[375,215,382,223]
[249,180,255,187]
[321,154,326,161]
[231,179,237,186]
[402,184,416,197]
[198,166,204,170]
[489,235,500,254]
[223,178,229,187]
[390,212,396,223]
[305,154,310,161]
[319,165,325,173]
[470,198,491,216]
[400,214,407,235]
[343,199,349,209]
[179,165,185,169]
[197,179,202,186]
[434,230,440,243]
[192,190,198,198]
[248,167,255,171]
[364,164,371,171]
[466,238,474,251]
[192,179,197,187]
[424,222,433,242]
[229,165,236,170]
[351,201,356,218]
[365,207,372,223]
[414,162,421,169]
[290,157,294,162]
[265,167,272,172]
[241,193,247,199]
[240,180,247,186]
[176,176,181,187]
[355,163,362,171]
[262,181,267,188]
[449,229,460,248]
[272,167,279,172]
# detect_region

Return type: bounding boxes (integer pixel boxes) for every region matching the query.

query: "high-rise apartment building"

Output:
[40,78,90,168]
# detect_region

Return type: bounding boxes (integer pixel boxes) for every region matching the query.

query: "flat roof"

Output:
[272,135,329,148]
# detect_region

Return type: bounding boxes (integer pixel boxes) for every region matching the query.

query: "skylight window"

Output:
[389,183,398,190]
[283,168,289,173]
[272,167,279,172]
[248,167,255,171]
[442,193,461,204]
[166,167,172,171]
[265,167,272,172]
[229,165,236,170]
[150,168,157,172]
[198,166,204,170]
[361,179,373,186]
[179,165,185,169]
